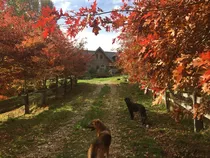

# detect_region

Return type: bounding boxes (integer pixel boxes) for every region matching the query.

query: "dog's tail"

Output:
[88,140,99,158]
[88,139,104,158]
[88,133,111,158]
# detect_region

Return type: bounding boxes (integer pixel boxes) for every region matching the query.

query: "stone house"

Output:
[85,47,118,77]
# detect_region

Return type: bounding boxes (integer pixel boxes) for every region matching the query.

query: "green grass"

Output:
[1,76,210,158]
[78,75,128,84]
[74,84,111,129]
[117,83,209,157]
[118,116,164,158]
[0,83,97,157]
[0,105,75,157]
[132,137,164,157]
[56,84,111,158]
[116,84,164,157]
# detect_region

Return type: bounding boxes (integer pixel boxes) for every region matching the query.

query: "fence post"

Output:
[192,91,204,132]
[144,86,149,95]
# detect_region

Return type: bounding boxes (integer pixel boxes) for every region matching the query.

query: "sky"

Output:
[51,0,123,51]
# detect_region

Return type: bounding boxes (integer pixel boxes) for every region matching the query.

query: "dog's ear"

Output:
[86,120,95,130]
[93,119,99,126]
[94,119,103,128]
[124,97,130,102]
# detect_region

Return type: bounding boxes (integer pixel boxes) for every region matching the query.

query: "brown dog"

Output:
[87,119,111,158]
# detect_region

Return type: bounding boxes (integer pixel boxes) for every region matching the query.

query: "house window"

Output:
[112,56,116,61]
[100,65,106,70]
[96,65,99,69]
[100,55,103,59]
[96,54,98,59]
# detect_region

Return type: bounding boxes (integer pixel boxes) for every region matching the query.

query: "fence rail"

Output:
[164,91,210,120]
[0,82,76,114]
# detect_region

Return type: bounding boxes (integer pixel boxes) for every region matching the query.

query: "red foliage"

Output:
[1,0,209,106]
[91,0,97,13]
[0,95,8,100]
[0,2,90,98]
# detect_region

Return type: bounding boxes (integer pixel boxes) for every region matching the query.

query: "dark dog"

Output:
[87,119,112,158]
[124,97,147,125]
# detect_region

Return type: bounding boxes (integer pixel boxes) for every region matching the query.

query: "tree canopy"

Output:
[0,0,89,97]
[33,0,209,94]
[0,0,209,117]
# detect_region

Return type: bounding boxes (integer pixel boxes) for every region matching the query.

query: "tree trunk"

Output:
[41,90,47,106]
[55,76,59,98]
[38,0,42,13]
[41,79,47,106]
[23,93,30,114]
[43,79,47,89]
[192,91,204,132]
[23,79,30,114]
[74,76,78,85]
[70,77,73,90]
[152,91,157,99]
[63,77,67,97]
[194,117,204,132]
[165,90,170,112]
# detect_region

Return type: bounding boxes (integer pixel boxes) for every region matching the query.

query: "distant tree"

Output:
[7,0,54,15]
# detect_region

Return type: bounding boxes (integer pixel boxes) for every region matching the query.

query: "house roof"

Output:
[86,47,117,62]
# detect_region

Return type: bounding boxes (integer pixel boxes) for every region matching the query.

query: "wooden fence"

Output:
[164,90,210,120]
[0,78,77,114]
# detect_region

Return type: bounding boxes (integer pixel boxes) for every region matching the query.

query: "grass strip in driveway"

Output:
[74,84,111,129]
[56,84,111,158]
